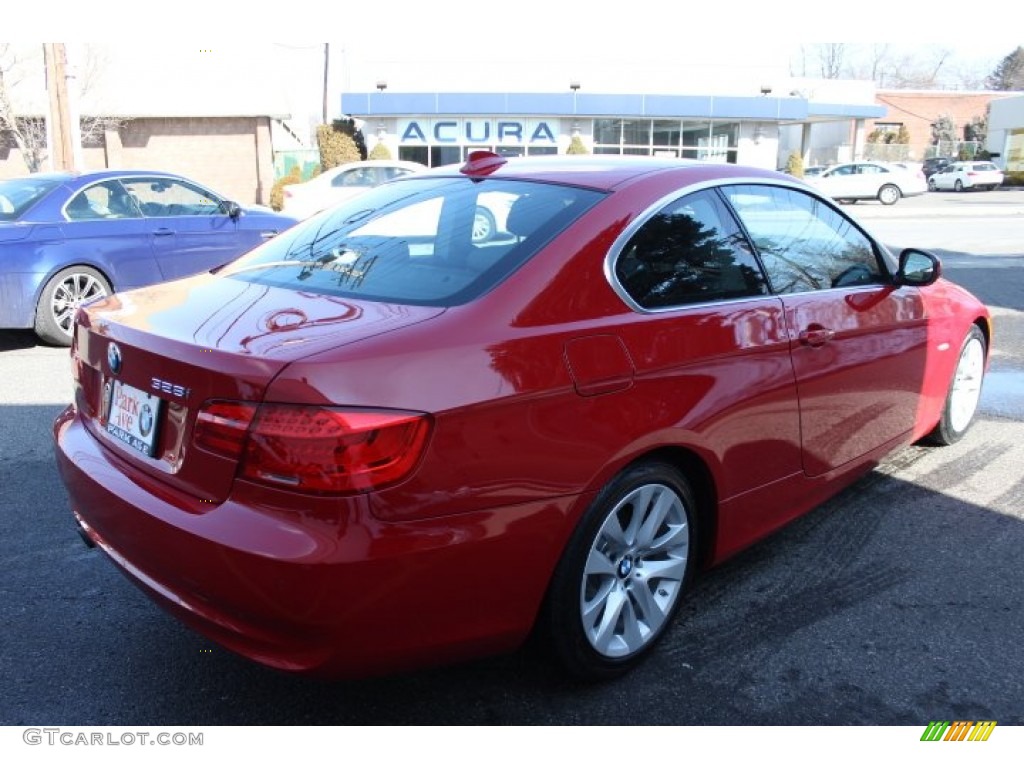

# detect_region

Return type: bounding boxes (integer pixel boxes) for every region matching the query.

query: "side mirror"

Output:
[219,200,242,220]
[896,248,941,287]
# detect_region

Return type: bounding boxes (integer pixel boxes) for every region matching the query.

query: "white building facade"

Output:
[341,88,883,171]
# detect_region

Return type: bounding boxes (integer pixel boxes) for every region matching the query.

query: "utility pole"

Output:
[43,43,75,170]
[322,43,330,126]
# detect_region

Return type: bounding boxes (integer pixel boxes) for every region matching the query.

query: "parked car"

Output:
[55,152,991,681]
[280,160,427,219]
[928,161,1005,192]
[922,156,956,180]
[0,170,298,346]
[805,161,928,205]
[802,165,828,177]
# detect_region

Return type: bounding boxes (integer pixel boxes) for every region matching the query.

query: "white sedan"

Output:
[928,161,1004,192]
[806,161,928,205]
[281,160,427,219]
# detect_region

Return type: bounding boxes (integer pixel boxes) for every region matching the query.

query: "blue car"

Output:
[0,170,299,345]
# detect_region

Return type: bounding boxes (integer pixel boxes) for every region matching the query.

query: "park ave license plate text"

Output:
[106,380,162,457]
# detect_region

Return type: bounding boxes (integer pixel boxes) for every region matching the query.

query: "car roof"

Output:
[417,154,789,192]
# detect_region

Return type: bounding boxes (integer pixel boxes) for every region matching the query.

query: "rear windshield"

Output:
[0,176,65,220]
[220,176,605,306]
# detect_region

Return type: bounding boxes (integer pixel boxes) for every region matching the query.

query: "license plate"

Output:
[106,380,163,457]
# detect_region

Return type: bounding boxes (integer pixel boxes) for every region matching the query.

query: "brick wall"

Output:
[1,116,275,205]
[873,91,1000,159]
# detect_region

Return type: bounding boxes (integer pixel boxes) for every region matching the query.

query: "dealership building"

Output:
[340,82,886,170]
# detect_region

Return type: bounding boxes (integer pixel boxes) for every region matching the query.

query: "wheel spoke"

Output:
[581,578,616,628]
[584,547,618,578]
[639,555,687,584]
[621,485,654,545]
[647,521,689,556]
[619,599,644,652]
[589,585,627,655]
[635,488,674,549]
[598,510,628,548]
[627,579,665,629]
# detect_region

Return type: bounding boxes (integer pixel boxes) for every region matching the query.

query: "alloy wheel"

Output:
[948,335,985,434]
[580,482,690,658]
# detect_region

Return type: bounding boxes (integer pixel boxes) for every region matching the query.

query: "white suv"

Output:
[928,161,1004,192]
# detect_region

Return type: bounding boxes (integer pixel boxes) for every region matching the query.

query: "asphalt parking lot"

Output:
[1,189,1022,726]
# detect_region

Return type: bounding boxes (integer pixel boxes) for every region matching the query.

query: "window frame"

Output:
[610,188,770,311]
[718,182,895,296]
[605,179,898,314]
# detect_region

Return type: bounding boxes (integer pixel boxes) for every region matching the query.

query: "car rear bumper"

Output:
[0,272,41,328]
[54,404,578,678]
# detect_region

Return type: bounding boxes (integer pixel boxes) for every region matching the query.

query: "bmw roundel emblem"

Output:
[139,403,154,437]
[107,342,122,375]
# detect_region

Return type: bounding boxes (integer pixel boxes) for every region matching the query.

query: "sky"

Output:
[4,3,1020,134]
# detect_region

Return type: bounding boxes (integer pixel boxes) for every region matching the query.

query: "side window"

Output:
[66,182,142,220]
[614,190,769,310]
[723,184,886,294]
[333,168,377,188]
[65,188,109,220]
[121,178,222,217]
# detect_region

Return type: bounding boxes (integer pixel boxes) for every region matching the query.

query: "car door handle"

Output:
[153,228,174,237]
[798,326,835,347]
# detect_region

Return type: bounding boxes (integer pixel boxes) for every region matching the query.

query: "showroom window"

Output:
[594,119,739,162]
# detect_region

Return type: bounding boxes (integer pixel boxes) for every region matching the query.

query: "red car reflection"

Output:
[54,152,991,680]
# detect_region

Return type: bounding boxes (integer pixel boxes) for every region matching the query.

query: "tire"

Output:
[954,179,964,192]
[926,325,986,446]
[472,206,496,244]
[927,177,937,192]
[544,461,698,680]
[33,266,111,346]
[878,184,901,205]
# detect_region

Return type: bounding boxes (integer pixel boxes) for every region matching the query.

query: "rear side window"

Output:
[0,176,64,220]
[723,184,886,293]
[221,177,604,306]
[614,189,768,309]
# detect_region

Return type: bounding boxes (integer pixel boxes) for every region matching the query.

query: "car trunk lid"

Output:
[70,272,445,504]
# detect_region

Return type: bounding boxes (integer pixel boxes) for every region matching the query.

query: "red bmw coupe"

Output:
[54,152,991,680]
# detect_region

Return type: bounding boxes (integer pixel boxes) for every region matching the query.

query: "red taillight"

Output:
[194,401,431,494]
[194,401,258,457]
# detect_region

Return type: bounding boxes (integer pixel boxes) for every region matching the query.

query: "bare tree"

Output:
[0,43,130,173]
[0,45,48,172]
[789,44,983,90]
[818,44,847,79]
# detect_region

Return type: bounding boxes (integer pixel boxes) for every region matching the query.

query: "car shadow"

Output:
[0,330,45,353]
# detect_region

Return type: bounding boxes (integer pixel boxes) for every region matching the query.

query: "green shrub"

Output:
[1003,171,1024,187]
[784,151,804,178]
[269,166,302,212]
[316,124,362,171]
[368,141,392,160]
[566,134,589,155]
